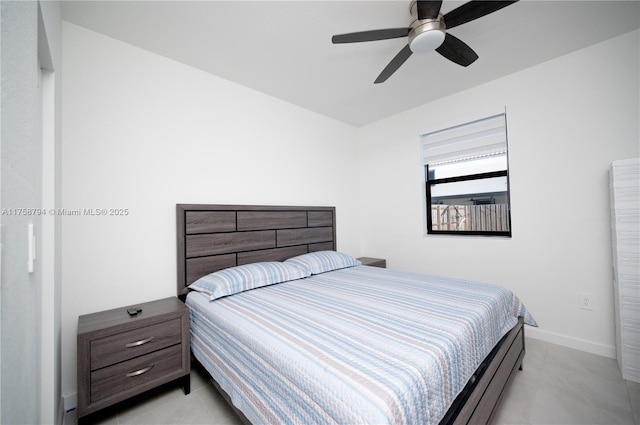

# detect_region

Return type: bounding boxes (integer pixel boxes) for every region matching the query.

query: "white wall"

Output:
[357,30,640,357]
[61,22,360,400]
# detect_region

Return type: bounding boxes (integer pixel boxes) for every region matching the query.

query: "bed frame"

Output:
[176,203,525,425]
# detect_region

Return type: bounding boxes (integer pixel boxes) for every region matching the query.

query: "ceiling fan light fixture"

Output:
[409,18,446,53]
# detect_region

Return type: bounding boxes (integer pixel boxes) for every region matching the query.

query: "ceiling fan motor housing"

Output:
[408,17,446,53]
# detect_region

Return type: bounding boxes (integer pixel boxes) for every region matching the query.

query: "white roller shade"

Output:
[422,113,507,166]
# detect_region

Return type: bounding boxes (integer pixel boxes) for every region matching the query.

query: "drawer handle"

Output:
[126,364,154,378]
[125,336,154,348]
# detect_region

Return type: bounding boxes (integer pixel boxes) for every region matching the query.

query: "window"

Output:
[421,113,512,236]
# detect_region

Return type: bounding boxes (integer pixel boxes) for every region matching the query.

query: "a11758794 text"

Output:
[1,208,129,216]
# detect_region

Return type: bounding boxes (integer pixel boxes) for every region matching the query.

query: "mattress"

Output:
[186,265,536,425]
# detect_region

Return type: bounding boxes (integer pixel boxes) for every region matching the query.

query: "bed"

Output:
[176,204,536,425]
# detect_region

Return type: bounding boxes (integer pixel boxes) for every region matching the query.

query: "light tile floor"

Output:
[66,337,639,425]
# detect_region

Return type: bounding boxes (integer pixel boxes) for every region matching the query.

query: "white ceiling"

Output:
[61,0,640,127]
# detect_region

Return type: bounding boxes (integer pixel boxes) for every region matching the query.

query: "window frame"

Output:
[422,113,512,237]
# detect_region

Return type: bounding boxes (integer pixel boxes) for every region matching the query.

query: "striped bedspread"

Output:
[186,265,536,425]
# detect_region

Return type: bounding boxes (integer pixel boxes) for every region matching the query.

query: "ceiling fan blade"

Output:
[332,28,410,44]
[417,0,443,20]
[435,33,479,67]
[375,44,413,84]
[444,1,519,29]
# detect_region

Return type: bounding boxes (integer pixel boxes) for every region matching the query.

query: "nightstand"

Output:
[77,297,190,419]
[358,257,386,268]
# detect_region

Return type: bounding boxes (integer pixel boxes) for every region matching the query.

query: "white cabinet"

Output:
[610,158,640,383]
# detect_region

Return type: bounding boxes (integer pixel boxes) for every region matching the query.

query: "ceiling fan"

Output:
[331,0,519,84]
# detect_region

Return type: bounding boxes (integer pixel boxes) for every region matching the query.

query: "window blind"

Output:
[421,113,507,166]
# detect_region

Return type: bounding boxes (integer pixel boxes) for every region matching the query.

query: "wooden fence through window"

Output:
[431,204,510,232]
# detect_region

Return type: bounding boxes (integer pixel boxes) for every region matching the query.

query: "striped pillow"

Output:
[188,261,310,301]
[285,251,361,275]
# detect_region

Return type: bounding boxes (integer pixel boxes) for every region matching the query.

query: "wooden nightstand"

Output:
[77,297,190,419]
[358,257,386,268]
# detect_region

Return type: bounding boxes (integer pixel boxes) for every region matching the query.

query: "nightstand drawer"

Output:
[91,344,183,403]
[91,318,182,370]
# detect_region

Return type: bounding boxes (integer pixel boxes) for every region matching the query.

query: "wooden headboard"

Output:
[176,204,336,297]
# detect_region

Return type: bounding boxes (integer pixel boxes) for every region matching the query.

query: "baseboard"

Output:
[62,392,77,414]
[526,327,616,359]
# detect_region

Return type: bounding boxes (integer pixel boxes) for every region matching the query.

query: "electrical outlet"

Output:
[579,293,594,310]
